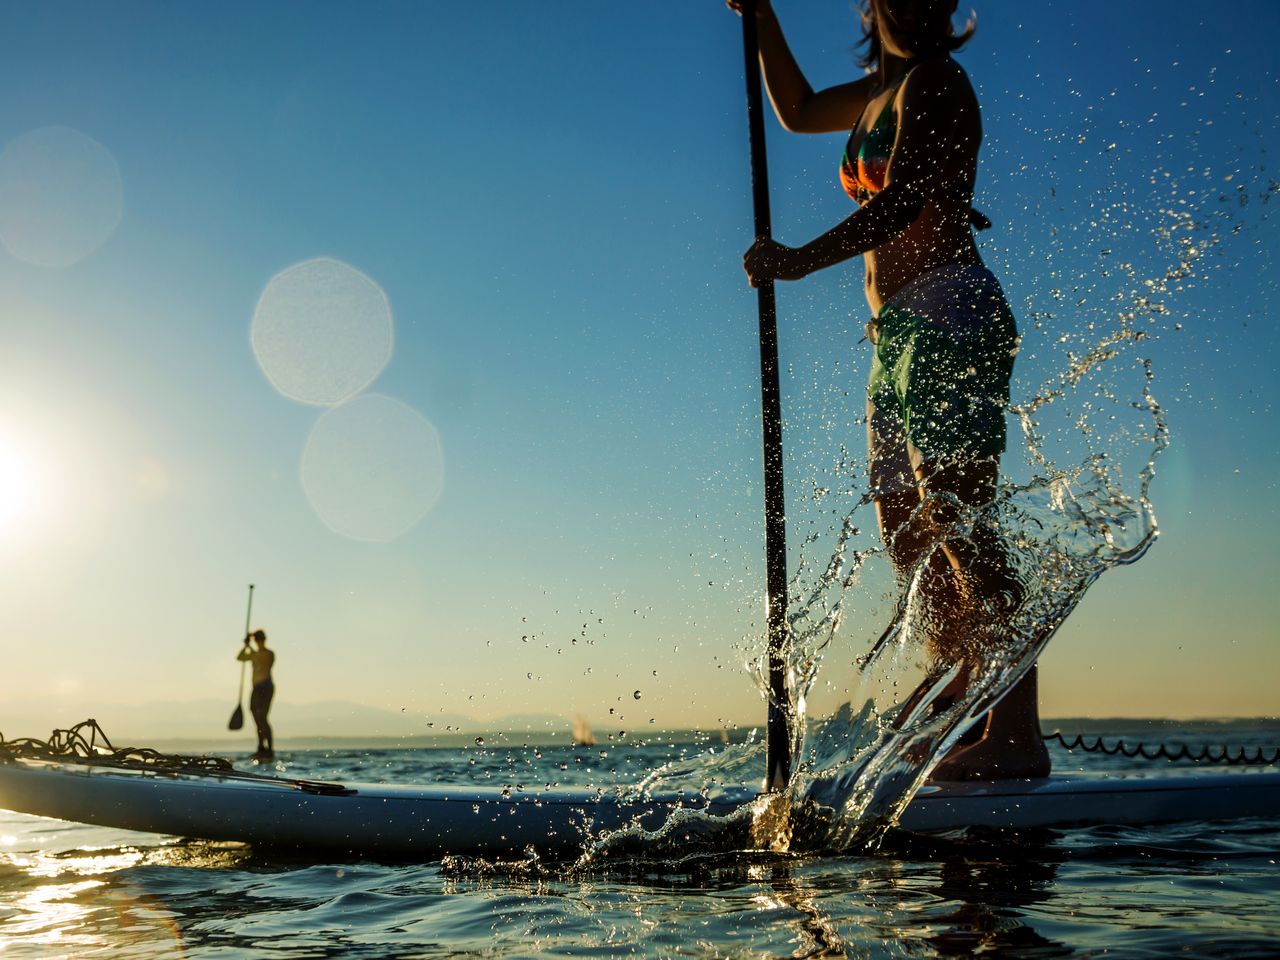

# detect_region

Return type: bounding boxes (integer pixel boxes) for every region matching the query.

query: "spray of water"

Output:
[582,163,1269,862]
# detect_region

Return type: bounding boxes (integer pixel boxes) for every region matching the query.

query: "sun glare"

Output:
[0,434,42,531]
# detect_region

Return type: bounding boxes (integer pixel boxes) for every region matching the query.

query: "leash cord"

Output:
[1042,729,1279,766]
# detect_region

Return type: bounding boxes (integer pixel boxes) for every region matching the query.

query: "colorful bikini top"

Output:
[839,79,901,202]
[838,66,992,230]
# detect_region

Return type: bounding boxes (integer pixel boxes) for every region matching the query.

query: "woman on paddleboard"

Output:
[237,629,276,760]
[730,0,1048,780]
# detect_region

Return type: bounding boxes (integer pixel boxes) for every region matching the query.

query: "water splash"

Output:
[766,222,1188,848]
[784,360,1165,851]
[758,157,1275,851]
[595,165,1272,859]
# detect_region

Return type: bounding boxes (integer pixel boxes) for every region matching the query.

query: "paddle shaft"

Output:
[239,584,255,701]
[740,0,791,791]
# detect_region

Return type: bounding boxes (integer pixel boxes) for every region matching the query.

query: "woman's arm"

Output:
[729,0,873,134]
[744,59,978,283]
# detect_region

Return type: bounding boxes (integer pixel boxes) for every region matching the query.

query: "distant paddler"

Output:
[237,629,276,760]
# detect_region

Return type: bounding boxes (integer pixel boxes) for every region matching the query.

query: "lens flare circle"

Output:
[300,394,444,542]
[0,126,124,268]
[251,257,393,406]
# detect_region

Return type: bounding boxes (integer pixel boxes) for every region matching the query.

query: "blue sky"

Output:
[0,2,1276,739]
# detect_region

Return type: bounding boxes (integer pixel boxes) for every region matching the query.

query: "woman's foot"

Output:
[930,727,1050,781]
[929,668,1049,781]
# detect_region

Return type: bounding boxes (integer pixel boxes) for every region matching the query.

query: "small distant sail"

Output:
[571,714,596,747]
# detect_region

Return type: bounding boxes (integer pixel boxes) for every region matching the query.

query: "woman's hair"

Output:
[856,0,976,71]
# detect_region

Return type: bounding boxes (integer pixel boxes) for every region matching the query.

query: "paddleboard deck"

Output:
[0,759,1276,856]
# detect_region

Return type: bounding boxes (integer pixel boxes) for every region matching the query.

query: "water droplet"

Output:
[633,690,642,700]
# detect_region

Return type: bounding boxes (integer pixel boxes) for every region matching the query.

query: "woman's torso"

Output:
[251,649,274,685]
[842,59,985,313]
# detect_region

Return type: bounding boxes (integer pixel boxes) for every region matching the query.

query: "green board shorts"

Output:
[866,264,1018,497]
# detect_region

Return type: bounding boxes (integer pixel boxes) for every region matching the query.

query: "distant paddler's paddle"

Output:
[228,583,254,731]
[740,0,792,792]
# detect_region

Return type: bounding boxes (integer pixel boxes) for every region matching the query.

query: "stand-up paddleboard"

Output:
[0,758,1276,856]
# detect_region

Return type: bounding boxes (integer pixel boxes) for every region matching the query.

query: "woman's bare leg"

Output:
[914,457,1049,780]
[866,400,1045,777]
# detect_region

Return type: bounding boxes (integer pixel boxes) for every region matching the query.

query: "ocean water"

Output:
[2,723,1277,959]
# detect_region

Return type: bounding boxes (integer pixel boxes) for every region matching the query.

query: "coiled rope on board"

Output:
[0,718,233,775]
[0,719,354,795]
[1043,730,1280,766]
